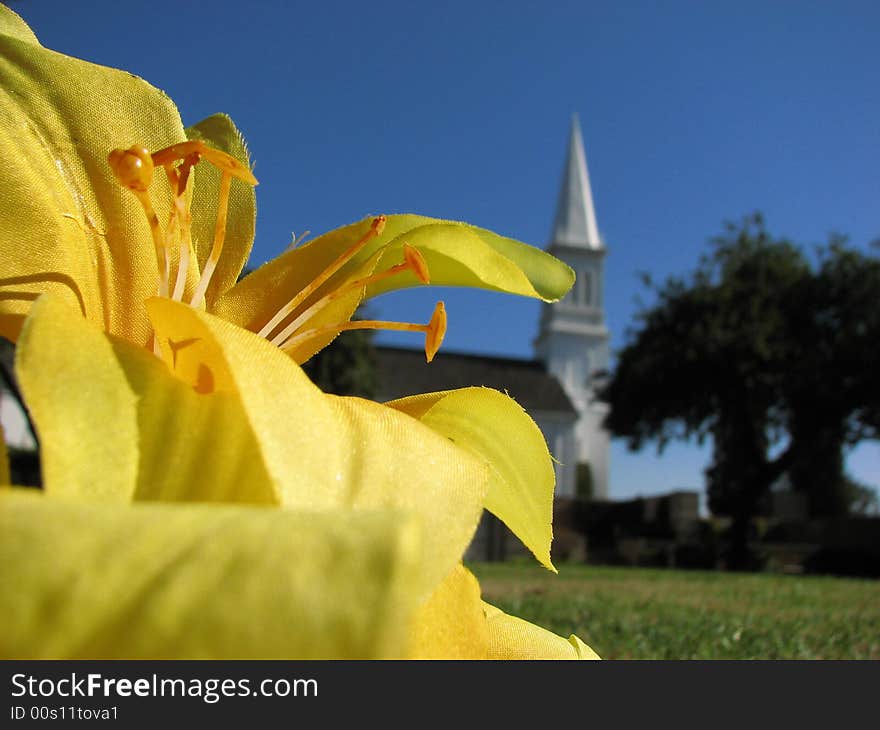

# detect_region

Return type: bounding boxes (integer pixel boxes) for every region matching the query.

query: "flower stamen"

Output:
[268,244,430,347]
[164,156,198,302]
[152,140,257,185]
[190,170,232,308]
[109,141,257,311]
[108,145,170,298]
[280,300,447,363]
[107,142,446,364]
[256,215,387,339]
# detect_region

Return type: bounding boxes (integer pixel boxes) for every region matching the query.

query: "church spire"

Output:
[550,114,602,249]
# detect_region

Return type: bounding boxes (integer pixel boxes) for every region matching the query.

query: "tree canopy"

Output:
[599,214,880,566]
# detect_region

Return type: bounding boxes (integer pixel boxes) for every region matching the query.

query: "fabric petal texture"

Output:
[146,297,490,601]
[388,387,557,571]
[0,489,421,659]
[185,113,256,305]
[18,294,488,603]
[483,602,601,660]
[408,564,489,659]
[0,5,187,345]
[16,295,140,501]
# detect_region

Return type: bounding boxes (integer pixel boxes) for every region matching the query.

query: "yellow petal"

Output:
[482,602,601,660]
[147,297,490,601]
[365,216,574,302]
[211,214,575,337]
[17,294,488,604]
[0,8,187,344]
[185,114,256,306]
[279,253,379,364]
[0,488,421,659]
[388,387,557,571]
[0,5,39,44]
[569,633,602,660]
[15,295,139,501]
[408,564,489,659]
[17,293,282,505]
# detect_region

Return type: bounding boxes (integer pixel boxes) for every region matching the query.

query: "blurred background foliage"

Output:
[599,214,880,568]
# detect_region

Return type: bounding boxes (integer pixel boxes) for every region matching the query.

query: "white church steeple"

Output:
[534,115,611,500]
[551,114,603,250]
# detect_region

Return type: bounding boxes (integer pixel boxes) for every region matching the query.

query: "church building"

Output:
[376,115,611,502]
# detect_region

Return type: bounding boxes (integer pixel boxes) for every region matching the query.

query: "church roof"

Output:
[375,346,577,415]
[550,114,603,250]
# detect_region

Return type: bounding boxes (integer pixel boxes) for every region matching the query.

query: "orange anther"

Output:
[150,140,207,168]
[403,244,430,285]
[424,301,447,363]
[151,140,258,186]
[258,215,389,341]
[201,147,259,186]
[278,301,447,365]
[108,145,154,192]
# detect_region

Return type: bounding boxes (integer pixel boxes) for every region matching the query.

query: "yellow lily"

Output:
[2,363,425,661]
[0,487,424,660]
[0,6,598,659]
[0,5,573,365]
[6,293,598,659]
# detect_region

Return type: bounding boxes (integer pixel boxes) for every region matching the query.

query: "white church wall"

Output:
[578,401,610,500]
[533,411,578,498]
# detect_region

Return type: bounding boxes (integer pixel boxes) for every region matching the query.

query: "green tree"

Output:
[782,242,880,516]
[600,214,880,568]
[845,476,880,517]
[576,462,594,499]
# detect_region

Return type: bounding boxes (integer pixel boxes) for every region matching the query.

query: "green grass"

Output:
[469,562,880,659]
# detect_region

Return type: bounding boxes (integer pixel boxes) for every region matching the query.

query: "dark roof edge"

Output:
[375,344,543,368]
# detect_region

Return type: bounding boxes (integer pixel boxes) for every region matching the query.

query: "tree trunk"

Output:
[789,415,848,517]
[707,400,773,571]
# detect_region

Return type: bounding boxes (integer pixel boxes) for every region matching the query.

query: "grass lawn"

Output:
[469,562,880,659]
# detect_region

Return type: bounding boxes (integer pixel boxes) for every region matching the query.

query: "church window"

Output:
[580,270,593,306]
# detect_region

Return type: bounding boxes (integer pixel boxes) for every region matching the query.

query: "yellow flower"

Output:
[5,292,598,659]
[1,487,424,659]
[0,6,573,365]
[0,6,598,659]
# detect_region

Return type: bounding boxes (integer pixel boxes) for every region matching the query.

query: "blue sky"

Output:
[10,0,879,501]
